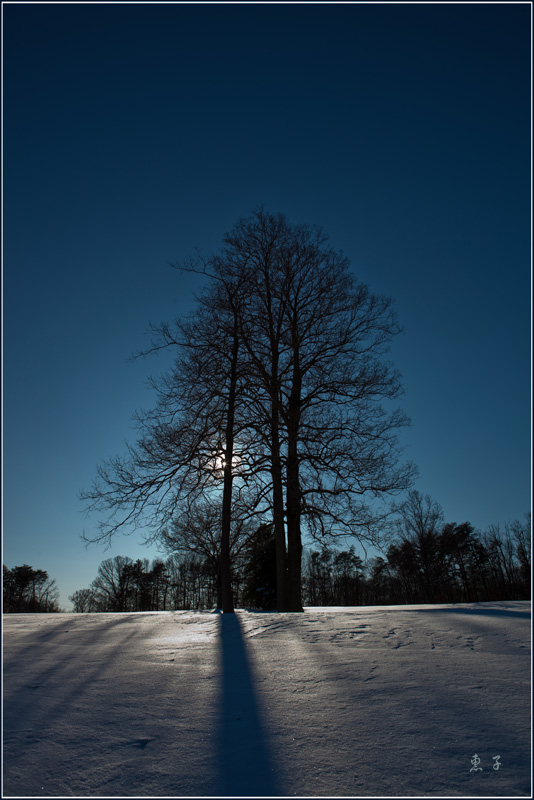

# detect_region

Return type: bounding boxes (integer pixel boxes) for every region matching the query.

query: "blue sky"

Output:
[3,2,531,610]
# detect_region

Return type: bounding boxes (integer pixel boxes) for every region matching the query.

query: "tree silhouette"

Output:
[160,497,258,609]
[242,524,277,610]
[81,209,415,612]
[208,210,415,609]
[3,564,60,612]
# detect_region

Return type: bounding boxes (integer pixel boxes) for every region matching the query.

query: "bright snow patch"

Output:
[2,602,531,797]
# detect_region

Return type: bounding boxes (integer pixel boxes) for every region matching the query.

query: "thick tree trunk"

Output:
[220,467,235,612]
[271,386,288,612]
[286,442,303,612]
[215,564,223,610]
[272,463,288,611]
[286,347,304,612]
[219,518,234,612]
[219,319,240,614]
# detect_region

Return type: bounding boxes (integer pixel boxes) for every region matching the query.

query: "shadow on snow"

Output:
[411,603,531,619]
[217,612,280,797]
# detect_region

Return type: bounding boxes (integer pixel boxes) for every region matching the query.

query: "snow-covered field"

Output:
[2,602,531,798]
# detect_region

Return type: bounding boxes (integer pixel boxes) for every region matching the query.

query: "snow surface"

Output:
[2,602,531,798]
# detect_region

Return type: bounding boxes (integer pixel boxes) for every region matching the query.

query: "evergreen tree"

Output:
[242,524,277,610]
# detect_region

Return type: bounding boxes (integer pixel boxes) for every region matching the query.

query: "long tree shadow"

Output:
[217,613,280,797]
[412,603,531,619]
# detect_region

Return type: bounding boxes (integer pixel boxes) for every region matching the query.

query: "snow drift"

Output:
[2,602,531,797]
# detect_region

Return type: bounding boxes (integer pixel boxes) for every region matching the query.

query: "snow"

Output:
[2,602,531,798]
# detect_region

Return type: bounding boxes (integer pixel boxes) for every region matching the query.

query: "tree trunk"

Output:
[286,442,303,611]
[215,565,223,610]
[270,382,288,612]
[220,461,235,612]
[219,318,240,613]
[286,343,303,612]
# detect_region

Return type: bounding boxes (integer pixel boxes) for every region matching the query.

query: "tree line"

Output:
[80,209,416,612]
[305,501,531,606]
[4,494,528,614]
[3,565,60,613]
[378,493,531,605]
[69,555,225,612]
[69,494,530,611]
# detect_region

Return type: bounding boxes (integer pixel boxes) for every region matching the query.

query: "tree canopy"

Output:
[81,209,416,611]
[3,564,60,613]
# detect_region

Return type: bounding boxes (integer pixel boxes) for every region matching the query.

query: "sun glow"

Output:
[213,454,226,472]
[209,447,242,478]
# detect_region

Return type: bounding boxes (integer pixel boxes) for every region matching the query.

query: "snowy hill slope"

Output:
[2,602,531,797]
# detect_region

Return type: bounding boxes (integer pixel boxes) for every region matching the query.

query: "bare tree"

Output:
[216,209,415,609]
[214,211,294,610]
[90,555,135,611]
[511,512,531,594]
[69,588,97,613]
[81,209,415,613]
[278,221,415,609]
[81,272,255,612]
[389,491,444,603]
[160,496,260,608]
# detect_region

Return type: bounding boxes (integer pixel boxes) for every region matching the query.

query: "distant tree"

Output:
[127,558,170,610]
[386,539,422,603]
[479,517,531,601]
[303,547,335,606]
[69,588,97,613]
[385,492,531,604]
[70,558,173,612]
[387,496,491,604]
[485,524,518,596]
[90,555,135,611]
[161,498,257,609]
[72,554,221,612]
[332,547,365,606]
[150,560,170,610]
[365,556,401,605]
[165,554,218,609]
[389,491,445,603]
[3,564,60,613]
[121,559,149,611]
[242,524,277,610]
[511,513,531,597]
[302,544,365,606]
[437,522,481,602]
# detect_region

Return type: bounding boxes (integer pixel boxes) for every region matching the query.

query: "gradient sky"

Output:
[3,2,531,610]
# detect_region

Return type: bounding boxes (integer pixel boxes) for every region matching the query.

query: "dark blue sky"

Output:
[3,2,531,609]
